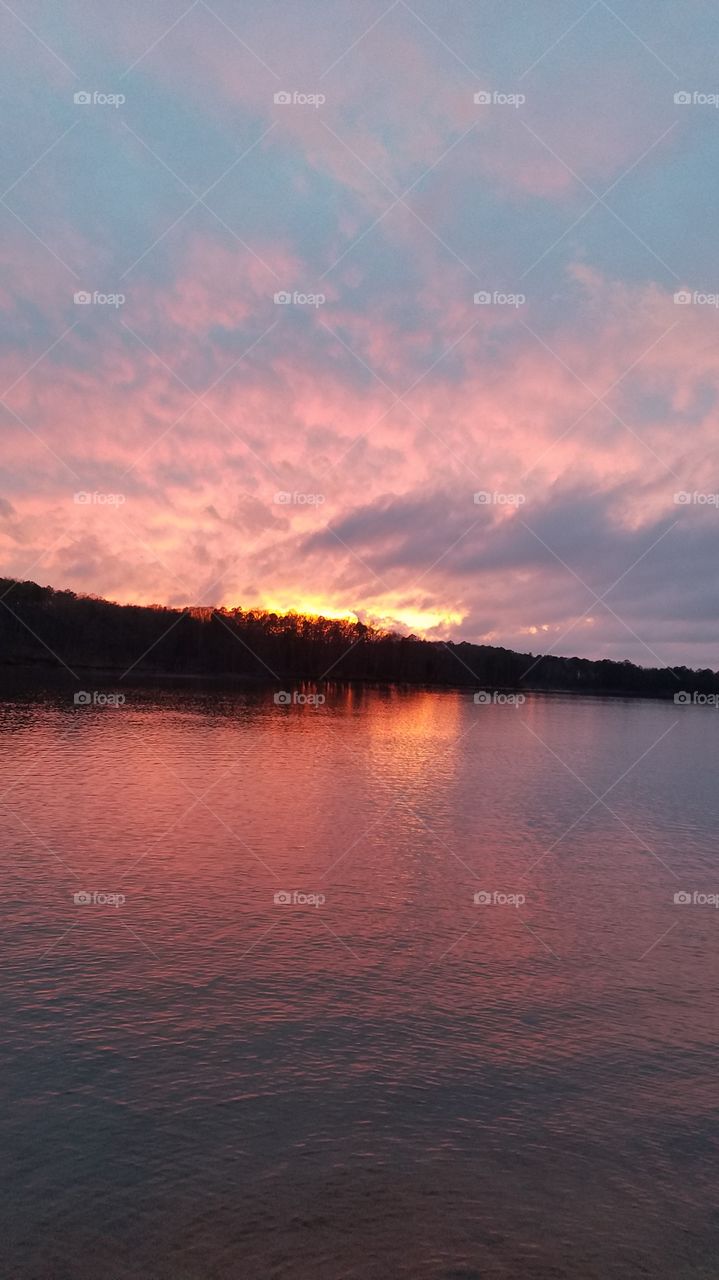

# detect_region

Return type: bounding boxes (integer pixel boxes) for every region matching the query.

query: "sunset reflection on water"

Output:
[1,683,717,1278]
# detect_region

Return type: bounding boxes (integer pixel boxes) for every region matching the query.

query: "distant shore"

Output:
[1,577,716,704]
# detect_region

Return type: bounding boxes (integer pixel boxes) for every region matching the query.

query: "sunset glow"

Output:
[1,1,717,666]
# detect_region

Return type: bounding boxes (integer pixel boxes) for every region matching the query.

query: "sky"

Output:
[1,0,718,667]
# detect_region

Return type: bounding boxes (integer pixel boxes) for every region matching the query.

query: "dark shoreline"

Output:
[1,577,716,705]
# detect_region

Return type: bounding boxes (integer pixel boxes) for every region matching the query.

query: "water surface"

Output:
[1,683,717,1278]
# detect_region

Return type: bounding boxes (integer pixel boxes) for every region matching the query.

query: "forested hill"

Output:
[0,577,716,699]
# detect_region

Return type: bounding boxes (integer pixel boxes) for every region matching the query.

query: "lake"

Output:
[1,682,717,1278]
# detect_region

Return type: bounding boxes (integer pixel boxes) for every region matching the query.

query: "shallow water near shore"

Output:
[1,683,717,1278]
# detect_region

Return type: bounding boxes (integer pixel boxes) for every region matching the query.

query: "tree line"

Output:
[0,577,716,699]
